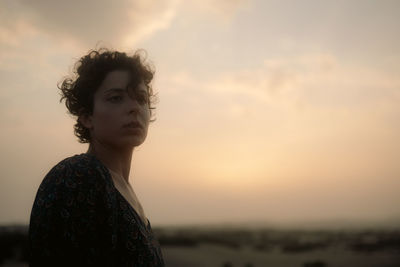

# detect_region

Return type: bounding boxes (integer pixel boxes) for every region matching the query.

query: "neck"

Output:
[86,141,133,183]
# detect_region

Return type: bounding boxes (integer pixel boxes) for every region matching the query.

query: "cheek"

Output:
[142,107,151,121]
[139,109,151,130]
[92,106,121,134]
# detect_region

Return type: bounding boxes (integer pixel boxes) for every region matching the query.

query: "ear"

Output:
[79,113,93,129]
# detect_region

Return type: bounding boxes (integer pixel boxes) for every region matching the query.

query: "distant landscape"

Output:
[1,224,399,267]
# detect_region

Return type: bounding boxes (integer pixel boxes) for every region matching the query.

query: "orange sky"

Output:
[1,0,399,227]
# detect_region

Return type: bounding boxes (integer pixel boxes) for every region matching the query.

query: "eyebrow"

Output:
[105,88,125,94]
[105,87,148,95]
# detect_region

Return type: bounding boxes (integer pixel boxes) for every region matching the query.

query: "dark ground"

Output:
[1,224,399,266]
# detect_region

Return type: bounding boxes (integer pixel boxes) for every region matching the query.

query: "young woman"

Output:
[28,48,165,266]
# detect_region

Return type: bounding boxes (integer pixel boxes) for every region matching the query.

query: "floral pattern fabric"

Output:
[29,153,165,267]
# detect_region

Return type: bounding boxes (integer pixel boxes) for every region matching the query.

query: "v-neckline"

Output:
[83,153,151,229]
[107,169,150,230]
[115,189,151,230]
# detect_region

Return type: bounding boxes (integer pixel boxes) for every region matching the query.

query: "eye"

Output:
[108,95,123,103]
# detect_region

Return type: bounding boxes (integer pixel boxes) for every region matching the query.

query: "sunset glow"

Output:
[1,0,399,227]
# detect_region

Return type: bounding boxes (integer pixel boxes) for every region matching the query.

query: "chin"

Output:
[120,136,146,148]
[104,133,147,150]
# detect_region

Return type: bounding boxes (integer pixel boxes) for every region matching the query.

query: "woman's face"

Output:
[82,70,151,149]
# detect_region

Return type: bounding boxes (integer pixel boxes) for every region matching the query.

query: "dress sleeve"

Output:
[29,159,116,267]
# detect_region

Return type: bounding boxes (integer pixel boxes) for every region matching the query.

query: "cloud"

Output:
[0,0,179,47]
[160,53,338,111]
[157,52,400,157]
[199,53,400,110]
[1,0,249,48]
[182,0,251,22]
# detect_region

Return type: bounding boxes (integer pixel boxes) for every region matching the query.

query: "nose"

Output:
[127,96,140,115]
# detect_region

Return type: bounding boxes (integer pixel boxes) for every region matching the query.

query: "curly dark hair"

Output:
[58,48,157,143]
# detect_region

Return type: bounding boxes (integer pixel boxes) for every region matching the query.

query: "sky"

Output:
[0,0,399,228]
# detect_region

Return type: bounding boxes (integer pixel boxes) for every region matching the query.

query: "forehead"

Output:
[97,70,147,93]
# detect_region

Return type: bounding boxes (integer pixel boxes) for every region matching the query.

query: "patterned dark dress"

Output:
[28,153,165,267]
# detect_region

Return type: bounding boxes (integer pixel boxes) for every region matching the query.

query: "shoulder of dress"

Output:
[40,153,113,192]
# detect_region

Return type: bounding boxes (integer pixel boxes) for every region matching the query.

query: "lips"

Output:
[122,121,142,129]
